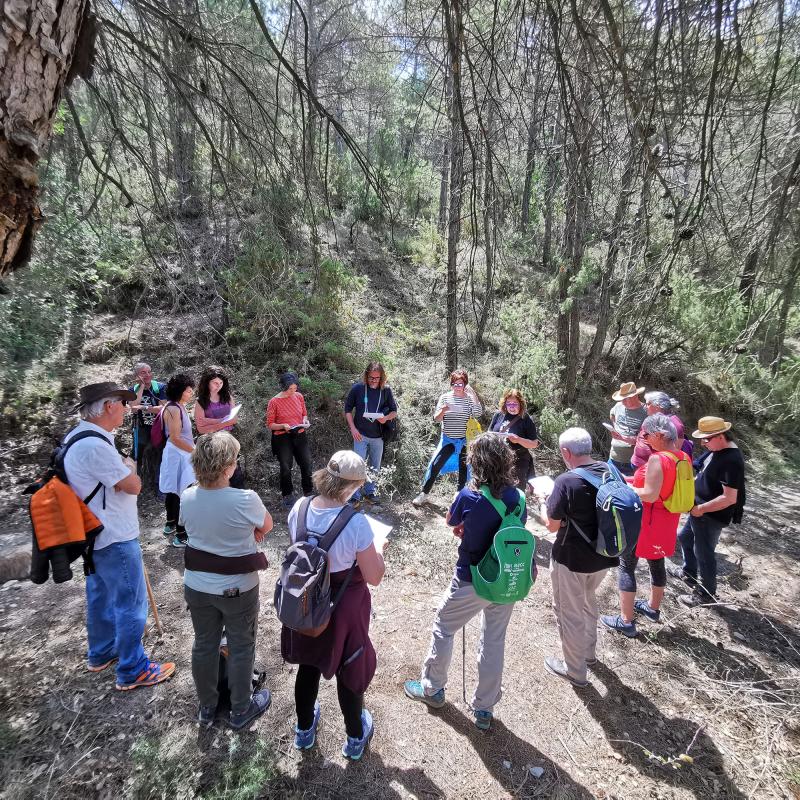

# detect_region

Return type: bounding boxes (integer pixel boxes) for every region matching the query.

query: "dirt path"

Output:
[1,475,799,800]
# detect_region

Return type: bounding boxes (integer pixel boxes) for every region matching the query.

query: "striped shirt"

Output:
[266,392,308,435]
[434,391,483,438]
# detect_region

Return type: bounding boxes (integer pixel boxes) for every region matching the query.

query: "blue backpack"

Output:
[569,464,642,557]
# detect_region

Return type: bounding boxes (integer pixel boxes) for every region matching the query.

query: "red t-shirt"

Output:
[632,450,689,559]
[266,393,308,435]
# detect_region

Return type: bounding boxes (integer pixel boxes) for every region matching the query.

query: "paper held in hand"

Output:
[528,475,555,498]
[362,412,383,422]
[219,404,242,424]
[602,422,615,432]
[364,514,393,550]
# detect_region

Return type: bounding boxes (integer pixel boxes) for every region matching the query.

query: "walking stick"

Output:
[142,562,163,636]
[462,626,467,705]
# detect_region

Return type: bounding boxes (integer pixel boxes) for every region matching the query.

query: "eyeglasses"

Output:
[505,401,520,407]
[452,382,465,388]
[368,374,382,380]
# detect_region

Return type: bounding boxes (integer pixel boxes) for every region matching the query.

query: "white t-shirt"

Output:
[180,486,267,596]
[287,499,373,573]
[63,421,139,551]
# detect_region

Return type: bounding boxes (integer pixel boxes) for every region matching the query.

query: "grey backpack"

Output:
[273,498,357,638]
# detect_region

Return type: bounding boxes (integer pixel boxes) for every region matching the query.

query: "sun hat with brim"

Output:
[612,382,646,401]
[73,382,137,411]
[692,416,732,438]
[325,450,367,481]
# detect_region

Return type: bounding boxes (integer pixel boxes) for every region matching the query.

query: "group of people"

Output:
[54,369,746,762]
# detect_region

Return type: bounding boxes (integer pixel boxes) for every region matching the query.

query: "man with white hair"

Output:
[129,362,166,487]
[64,381,175,690]
[534,427,618,687]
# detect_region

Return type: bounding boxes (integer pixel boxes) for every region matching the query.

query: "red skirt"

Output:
[280,566,377,695]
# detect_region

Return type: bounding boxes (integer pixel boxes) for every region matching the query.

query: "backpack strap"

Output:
[57,430,112,506]
[478,486,525,520]
[567,466,608,548]
[294,499,357,552]
[295,496,313,542]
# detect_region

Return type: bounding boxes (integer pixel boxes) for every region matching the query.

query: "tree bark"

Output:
[0,0,94,278]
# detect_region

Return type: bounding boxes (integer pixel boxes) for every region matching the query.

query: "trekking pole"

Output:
[462,626,467,705]
[142,562,163,636]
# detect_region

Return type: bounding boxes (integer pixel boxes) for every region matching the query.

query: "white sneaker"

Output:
[411,492,429,507]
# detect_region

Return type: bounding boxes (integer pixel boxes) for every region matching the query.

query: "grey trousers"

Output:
[550,559,608,683]
[184,584,260,714]
[420,576,515,712]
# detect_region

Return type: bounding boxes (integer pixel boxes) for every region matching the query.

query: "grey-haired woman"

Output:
[631,391,692,469]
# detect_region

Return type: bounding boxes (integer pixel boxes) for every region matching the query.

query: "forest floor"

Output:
[1,432,799,799]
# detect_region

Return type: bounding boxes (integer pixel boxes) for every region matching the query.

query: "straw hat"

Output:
[612,382,646,401]
[692,416,732,439]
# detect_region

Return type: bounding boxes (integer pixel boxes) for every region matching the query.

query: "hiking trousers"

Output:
[421,576,515,712]
[678,515,723,598]
[550,559,608,684]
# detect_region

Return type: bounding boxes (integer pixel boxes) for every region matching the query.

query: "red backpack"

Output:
[150,402,182,448]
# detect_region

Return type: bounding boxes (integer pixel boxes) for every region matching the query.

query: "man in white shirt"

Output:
[65,382,175,690]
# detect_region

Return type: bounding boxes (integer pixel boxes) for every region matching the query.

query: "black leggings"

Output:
[295,664,363,739]
[618,548,666,593]
[422,443,467,493]
[165,493,186,536]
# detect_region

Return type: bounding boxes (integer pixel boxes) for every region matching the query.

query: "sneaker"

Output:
[601,614,638,638]
[633,599,661,622]
[163,522,177,536]
[667,562,696,583]
[473,709,492,731]
[403,680,445,709]
[87,656,118,673]
[543,656,589,688]
[411,492,429,508]
[116,661,176,691]
[294,701,321,750]
[679,591,714,608]
[198,705,216,728]
[169,535,187,548]
[342,709,374,761]
[282,495,295,510]
[228,688,272,730]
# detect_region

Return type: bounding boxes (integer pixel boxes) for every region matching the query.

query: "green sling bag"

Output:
[470,486,536,604]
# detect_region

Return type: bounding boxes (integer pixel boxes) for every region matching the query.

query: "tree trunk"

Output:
[476,101,494,346]
[443,0,465,373]
[437,69,453,238]
[0,0,95,278]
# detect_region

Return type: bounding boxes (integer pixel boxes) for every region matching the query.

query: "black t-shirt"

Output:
[489,412,538,463]
[546,462,620,573]
[344,383,397,439]
[129,381,166,428]
[694,447,746,526]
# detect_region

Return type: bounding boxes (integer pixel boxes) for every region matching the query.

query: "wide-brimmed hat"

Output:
[692,416,732,438]
[325,450,367,481]
[73,381,136,411]
[612,382,646,401]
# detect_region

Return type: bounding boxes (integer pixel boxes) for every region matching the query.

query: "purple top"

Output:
[203,400,235,430]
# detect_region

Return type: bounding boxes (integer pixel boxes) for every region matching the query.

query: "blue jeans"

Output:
[353,436,383,498]
[678,515,724,598]
[86,539,150,684]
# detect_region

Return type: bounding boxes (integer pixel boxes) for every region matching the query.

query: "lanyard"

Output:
[363,385,383,414]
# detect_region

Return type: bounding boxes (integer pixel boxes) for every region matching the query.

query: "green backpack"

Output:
[470,487,536,604]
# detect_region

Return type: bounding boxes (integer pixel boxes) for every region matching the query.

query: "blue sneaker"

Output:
[342,709,373,761]
[601,614,638,638]
[169,535,187,549]
[403,680,445,709]
[633,599,661,622]
[163,522,177,536]
[294,701,321,750]
[473,710,492,731]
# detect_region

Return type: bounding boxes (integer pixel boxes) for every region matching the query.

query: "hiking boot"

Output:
[667,562,695,583]
[87,656,118,673]
[169,535,187,549]
[228,688,272,730]
[633,599,661,622]
[342,709,374,761]
[163,522,177,536]
[679,591,714,608]
[543,656,589,688]
[601,614,638,638]
[403,680,445,709]
[116,661,176,691]
[294,701,321,750]
[411,492,429,508]
[473,710,492,731]
[198,706,216,728]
